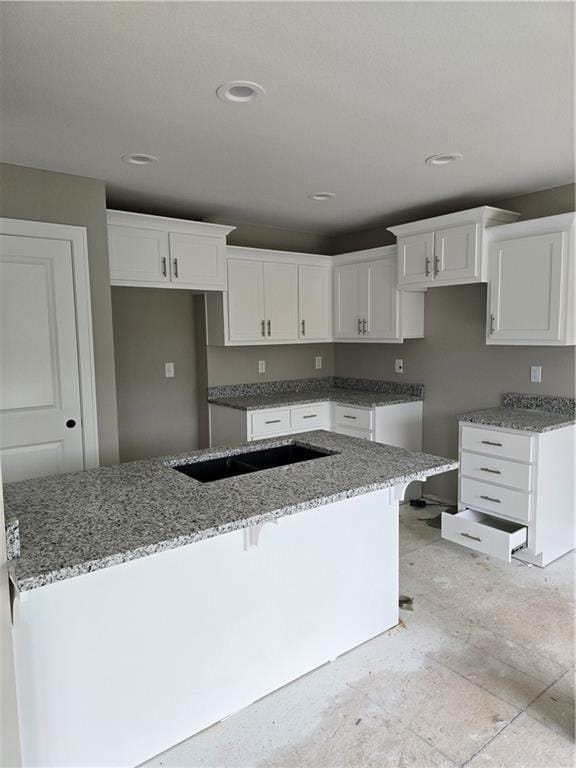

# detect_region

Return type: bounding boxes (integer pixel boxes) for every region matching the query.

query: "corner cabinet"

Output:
[205,246,333,346]
[107,211,235,291]
[486,213,575,346]
[333,246,424,343]
[388,207,520,289]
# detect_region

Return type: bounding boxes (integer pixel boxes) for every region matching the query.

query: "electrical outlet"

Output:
[395,359,404,374]
[164,362,175,378]
[258,360,266,374]
[530,365,542,383]
[315,356,322,370]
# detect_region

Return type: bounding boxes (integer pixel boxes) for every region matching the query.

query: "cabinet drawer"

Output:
[442,509,527,563]
[250,409,291,437]
[460,477,532,523]
[334,405,373,431]
[460,451,532,491]
[290,403,330,430]
[461,425,534,463]
[333,425,373,441]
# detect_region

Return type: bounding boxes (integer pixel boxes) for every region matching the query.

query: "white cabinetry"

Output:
[443,421,575,566]
[107,211,234,290]
[333,246,424,343]
[486,213,575,346]
[388,207,519,289]
[206,247,332,346]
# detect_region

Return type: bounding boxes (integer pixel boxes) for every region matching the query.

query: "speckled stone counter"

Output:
[459,392,576,433]
[4,430,456,592]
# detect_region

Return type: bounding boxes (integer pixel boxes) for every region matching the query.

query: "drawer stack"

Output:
[442,424,534,562]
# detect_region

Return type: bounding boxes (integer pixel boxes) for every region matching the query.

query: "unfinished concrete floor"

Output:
[144,504,575,768]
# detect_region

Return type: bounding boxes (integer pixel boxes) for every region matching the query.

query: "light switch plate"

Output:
[530,365,542,383]
[258,360,266,374]
[395,359,404,374]
[165,362,175,378]
[315,356,322,370]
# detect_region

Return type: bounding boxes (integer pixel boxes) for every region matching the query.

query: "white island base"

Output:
[13,486,405,767]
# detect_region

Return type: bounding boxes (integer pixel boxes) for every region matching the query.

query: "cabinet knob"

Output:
[357,318,362,335]
[301,319,305,336]
[173,258,179,279]
[267,320,271,336]
[489,313,495,335]
[261,320,266,337]
[425,257,430,277]
[161,257,167,277]
[66,419,77,429]
[362,318,367,335]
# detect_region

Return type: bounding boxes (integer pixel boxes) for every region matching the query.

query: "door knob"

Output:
[66,419,77,429]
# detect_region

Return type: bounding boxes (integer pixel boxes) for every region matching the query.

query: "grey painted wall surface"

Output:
[0,163,119,465]
[112,288,200,462]
[333,184,576,499]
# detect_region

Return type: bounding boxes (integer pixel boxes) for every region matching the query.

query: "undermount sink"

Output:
[172,443,336,483]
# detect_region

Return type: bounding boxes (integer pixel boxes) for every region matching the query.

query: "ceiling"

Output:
[0,1,574,235]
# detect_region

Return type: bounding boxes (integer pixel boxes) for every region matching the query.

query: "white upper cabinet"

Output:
[298,264,331,340]
[486,213,575,346]
[264,262,298,341]
[389,207,520,289]
[333,247,424,343]
[227,259,265,342]
[107,211,234,290]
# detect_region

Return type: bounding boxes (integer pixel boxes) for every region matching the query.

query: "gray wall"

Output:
[0,163,119,465]
[333,183,576,499]
[111,288,200,462]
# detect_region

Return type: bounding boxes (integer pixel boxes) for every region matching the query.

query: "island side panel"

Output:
[13,487,399,767]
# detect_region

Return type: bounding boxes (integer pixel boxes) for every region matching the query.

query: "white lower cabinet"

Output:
[443,421,575,566]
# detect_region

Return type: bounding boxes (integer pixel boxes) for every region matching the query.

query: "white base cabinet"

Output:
[486,213,575,346]
[443,422,575,566]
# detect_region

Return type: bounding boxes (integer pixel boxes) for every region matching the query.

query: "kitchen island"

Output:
[5,431,456,767]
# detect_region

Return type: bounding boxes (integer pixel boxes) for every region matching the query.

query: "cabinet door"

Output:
[169,232,225,289]
[108,225,169,285]
[488,232,566,343]
[227,259,265,342]
[434,224,480,283]
[298,265,331,340]
[263,262,298,341]
[334,264,360,338]
[362,258,400,339]
[397,233,434,286]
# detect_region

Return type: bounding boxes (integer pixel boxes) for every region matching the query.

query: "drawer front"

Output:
[442,509,527,563]
[461,425,534,463]
[251,409,291,437]
[460,451,532,492]
[460,477,532,523]
[332,424,373,441]
[290,403,330,431]
[334,405,373,431]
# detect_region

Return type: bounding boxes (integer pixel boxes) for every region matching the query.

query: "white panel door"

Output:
[298,265,330,340]
[397,232,434,286]
[488,232,565,342]
[0,235,84,482]
[227,259,265,342]
[263,262,298,341]
[363,258,400,339]
[334,264,360,338]
[108,225,169,284]
[434,223,479,283]
[169,232,225,290]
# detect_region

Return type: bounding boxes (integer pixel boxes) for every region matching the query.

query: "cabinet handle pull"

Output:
[302,414,317,419]
[267,320,271,336]
[489,313,495,335]
[425,257,430,277]
[481,440,503,447]
[357,318,362,335]
[161,257,167,277]
[173,258,179,278]
[301,319,305,336]
[480,467,501,475]
[433,255,440,276]
[261,320,266,337]
[461,532,482,542]
[480,495,501,504]
[343,414,357,420]
[362,318,367,335]
[265,419,281,424]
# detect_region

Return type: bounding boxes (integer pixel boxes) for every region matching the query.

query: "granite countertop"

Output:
[4,430,456,593]
[209,388,421,410]
[458,393,576,433]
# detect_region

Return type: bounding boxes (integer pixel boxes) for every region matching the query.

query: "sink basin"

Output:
[172,443,336,483]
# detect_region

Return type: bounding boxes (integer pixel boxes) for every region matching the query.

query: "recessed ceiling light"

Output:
[121,153,158,166]
[216,81,266,103]
[308,192,335,201]
[425,153,463,166]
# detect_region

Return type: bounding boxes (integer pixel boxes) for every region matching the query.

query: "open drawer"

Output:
[442,508,527,563]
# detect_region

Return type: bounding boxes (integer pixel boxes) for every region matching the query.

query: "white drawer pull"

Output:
[480,494,501,503]
[302,414,317,419]
[343,415,357,420]
[461,532,482,542]
[480,467,501,475]
[265,419,281,425]
[481,440,503,447]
